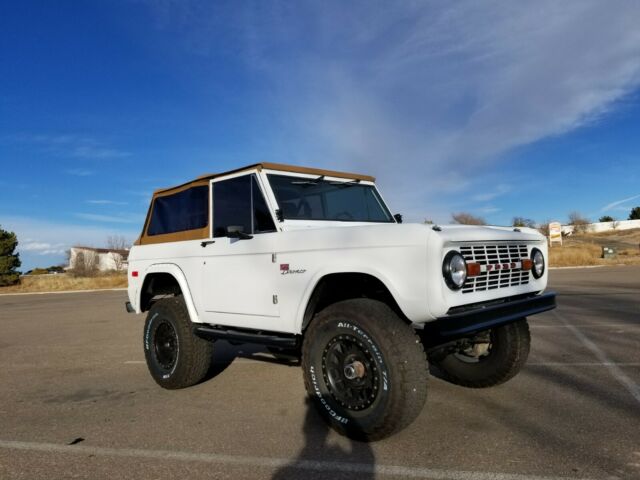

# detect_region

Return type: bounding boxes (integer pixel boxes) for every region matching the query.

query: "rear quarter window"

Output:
[147,185,209,235]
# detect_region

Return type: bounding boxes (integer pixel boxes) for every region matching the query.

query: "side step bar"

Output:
[194,325,299,349]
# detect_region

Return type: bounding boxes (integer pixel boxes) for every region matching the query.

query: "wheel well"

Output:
[301,273,408,331]
[140,272,182,312]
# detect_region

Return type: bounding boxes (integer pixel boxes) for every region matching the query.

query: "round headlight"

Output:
[443,251,467,290]
[531,248,545,279]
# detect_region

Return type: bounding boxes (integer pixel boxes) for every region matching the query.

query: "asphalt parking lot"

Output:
[0,266,638,480]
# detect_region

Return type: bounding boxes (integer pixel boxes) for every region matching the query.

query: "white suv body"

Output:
[126,163,555,440]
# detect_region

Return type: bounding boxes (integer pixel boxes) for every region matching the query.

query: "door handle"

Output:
[201,240,216,247]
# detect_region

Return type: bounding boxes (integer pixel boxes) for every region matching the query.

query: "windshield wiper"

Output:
[329,179,361,187]
[291,175,324,185]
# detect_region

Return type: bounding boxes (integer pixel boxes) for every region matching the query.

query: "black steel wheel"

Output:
[322,334,380,411]
[153,320,178,371]
[144,296,213,389]
[302,299,428,441]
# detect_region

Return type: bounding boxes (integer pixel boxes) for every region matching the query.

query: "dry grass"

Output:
[0,273,127,294]
[549,228,640,267]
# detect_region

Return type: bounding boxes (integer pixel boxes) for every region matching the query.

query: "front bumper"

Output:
[422,292,556,346]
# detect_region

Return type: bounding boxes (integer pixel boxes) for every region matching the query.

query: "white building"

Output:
[68,246,129,272]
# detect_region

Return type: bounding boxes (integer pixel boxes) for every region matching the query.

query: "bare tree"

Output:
[110,251,126,271]
[84,250,99,276]
[512,217,536,228]
[537,220,552,237]
[106,235,129,271]
[70,249,99,277]
[451,212,486,225]
[568,211,591,234]
[107,235,128,251]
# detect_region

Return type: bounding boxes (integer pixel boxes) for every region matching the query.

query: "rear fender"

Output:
[140,264,201,323]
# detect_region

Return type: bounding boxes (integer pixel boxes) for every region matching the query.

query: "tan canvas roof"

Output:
[153,162,375,196]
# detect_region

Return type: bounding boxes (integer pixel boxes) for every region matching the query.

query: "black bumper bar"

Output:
[422,292,556,345]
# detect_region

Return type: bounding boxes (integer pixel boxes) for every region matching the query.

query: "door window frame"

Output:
[208,170,280,239]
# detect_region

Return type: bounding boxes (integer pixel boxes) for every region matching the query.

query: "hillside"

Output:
[549,228,640,267]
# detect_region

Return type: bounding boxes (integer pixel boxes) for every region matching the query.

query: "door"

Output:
[201,174,281,327]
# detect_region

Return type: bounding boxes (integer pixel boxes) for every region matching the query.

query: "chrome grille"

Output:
[458,243,530,294]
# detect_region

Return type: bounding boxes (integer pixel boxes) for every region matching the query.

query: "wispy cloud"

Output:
[20,241,67,255]
[4,133,130,160]
[74,212,141,223]
[601,193,640,212]
[86,199,129,206]
[148,1,640,221]
[472,185,511,203]
[477,206,501,215]
[66,168,94,176]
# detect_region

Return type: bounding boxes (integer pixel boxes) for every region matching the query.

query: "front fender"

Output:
[294,264,426,332]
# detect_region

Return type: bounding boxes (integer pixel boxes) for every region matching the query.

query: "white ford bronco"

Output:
[126,163,555,440]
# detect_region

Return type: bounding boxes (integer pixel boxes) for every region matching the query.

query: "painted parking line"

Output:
[552,310,640,404]
[531,324,640,328]
[0,439,596,480]
[0,288,127,297]
[528,363,640,366]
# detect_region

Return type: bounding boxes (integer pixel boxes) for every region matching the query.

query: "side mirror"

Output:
[227,225,253,240]
[394,213,403,224]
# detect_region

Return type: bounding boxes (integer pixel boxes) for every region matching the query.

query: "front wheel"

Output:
[143,296,213,389]
[302,299,428,441]
[430,319,530,388]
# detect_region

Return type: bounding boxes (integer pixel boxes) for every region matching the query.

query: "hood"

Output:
[429,224,545,244]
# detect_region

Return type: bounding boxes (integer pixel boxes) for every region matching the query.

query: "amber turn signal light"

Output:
[466,263,482,277]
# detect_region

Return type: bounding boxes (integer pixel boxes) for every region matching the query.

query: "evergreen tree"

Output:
[629,207,640,220]
[0,226,21,286]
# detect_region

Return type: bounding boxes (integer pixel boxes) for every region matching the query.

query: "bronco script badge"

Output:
[280,264,306,275]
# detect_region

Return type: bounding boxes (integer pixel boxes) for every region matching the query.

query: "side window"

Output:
[147,185,208,236]
[213,174,276,237]
[213,175,251,237]
[252,176,276,233]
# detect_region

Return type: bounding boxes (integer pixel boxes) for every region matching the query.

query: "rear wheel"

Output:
[143,296,213,389]
[431,319,530,388]
[302,299,428,441]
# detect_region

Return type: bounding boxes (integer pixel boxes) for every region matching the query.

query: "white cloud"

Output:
[3,216,138,270]
[472,185,511,203]
[148,1,640,221]
[66,169,94,176]
[601,193,640,212]
[74,213,141,224]
[4,133,130,160]
[87,200,129,205]
[20,242,67,255]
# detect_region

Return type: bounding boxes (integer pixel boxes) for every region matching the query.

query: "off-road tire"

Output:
[433,319,530,388]
[302,299,428,441]
[143,296,213,389]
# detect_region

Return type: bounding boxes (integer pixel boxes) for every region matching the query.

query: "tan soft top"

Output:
[153,162,375,196]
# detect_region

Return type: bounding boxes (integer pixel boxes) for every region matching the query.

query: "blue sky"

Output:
[2,1,640,271]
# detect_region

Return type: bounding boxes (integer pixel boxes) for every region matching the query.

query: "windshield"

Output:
[267,174,394,222]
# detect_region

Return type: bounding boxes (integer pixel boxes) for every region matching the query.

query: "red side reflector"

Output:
[521,259,533,271]
[131,271,139,277]
[466,263,481,277]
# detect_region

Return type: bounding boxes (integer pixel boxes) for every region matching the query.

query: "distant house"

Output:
[68,246,129,272]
